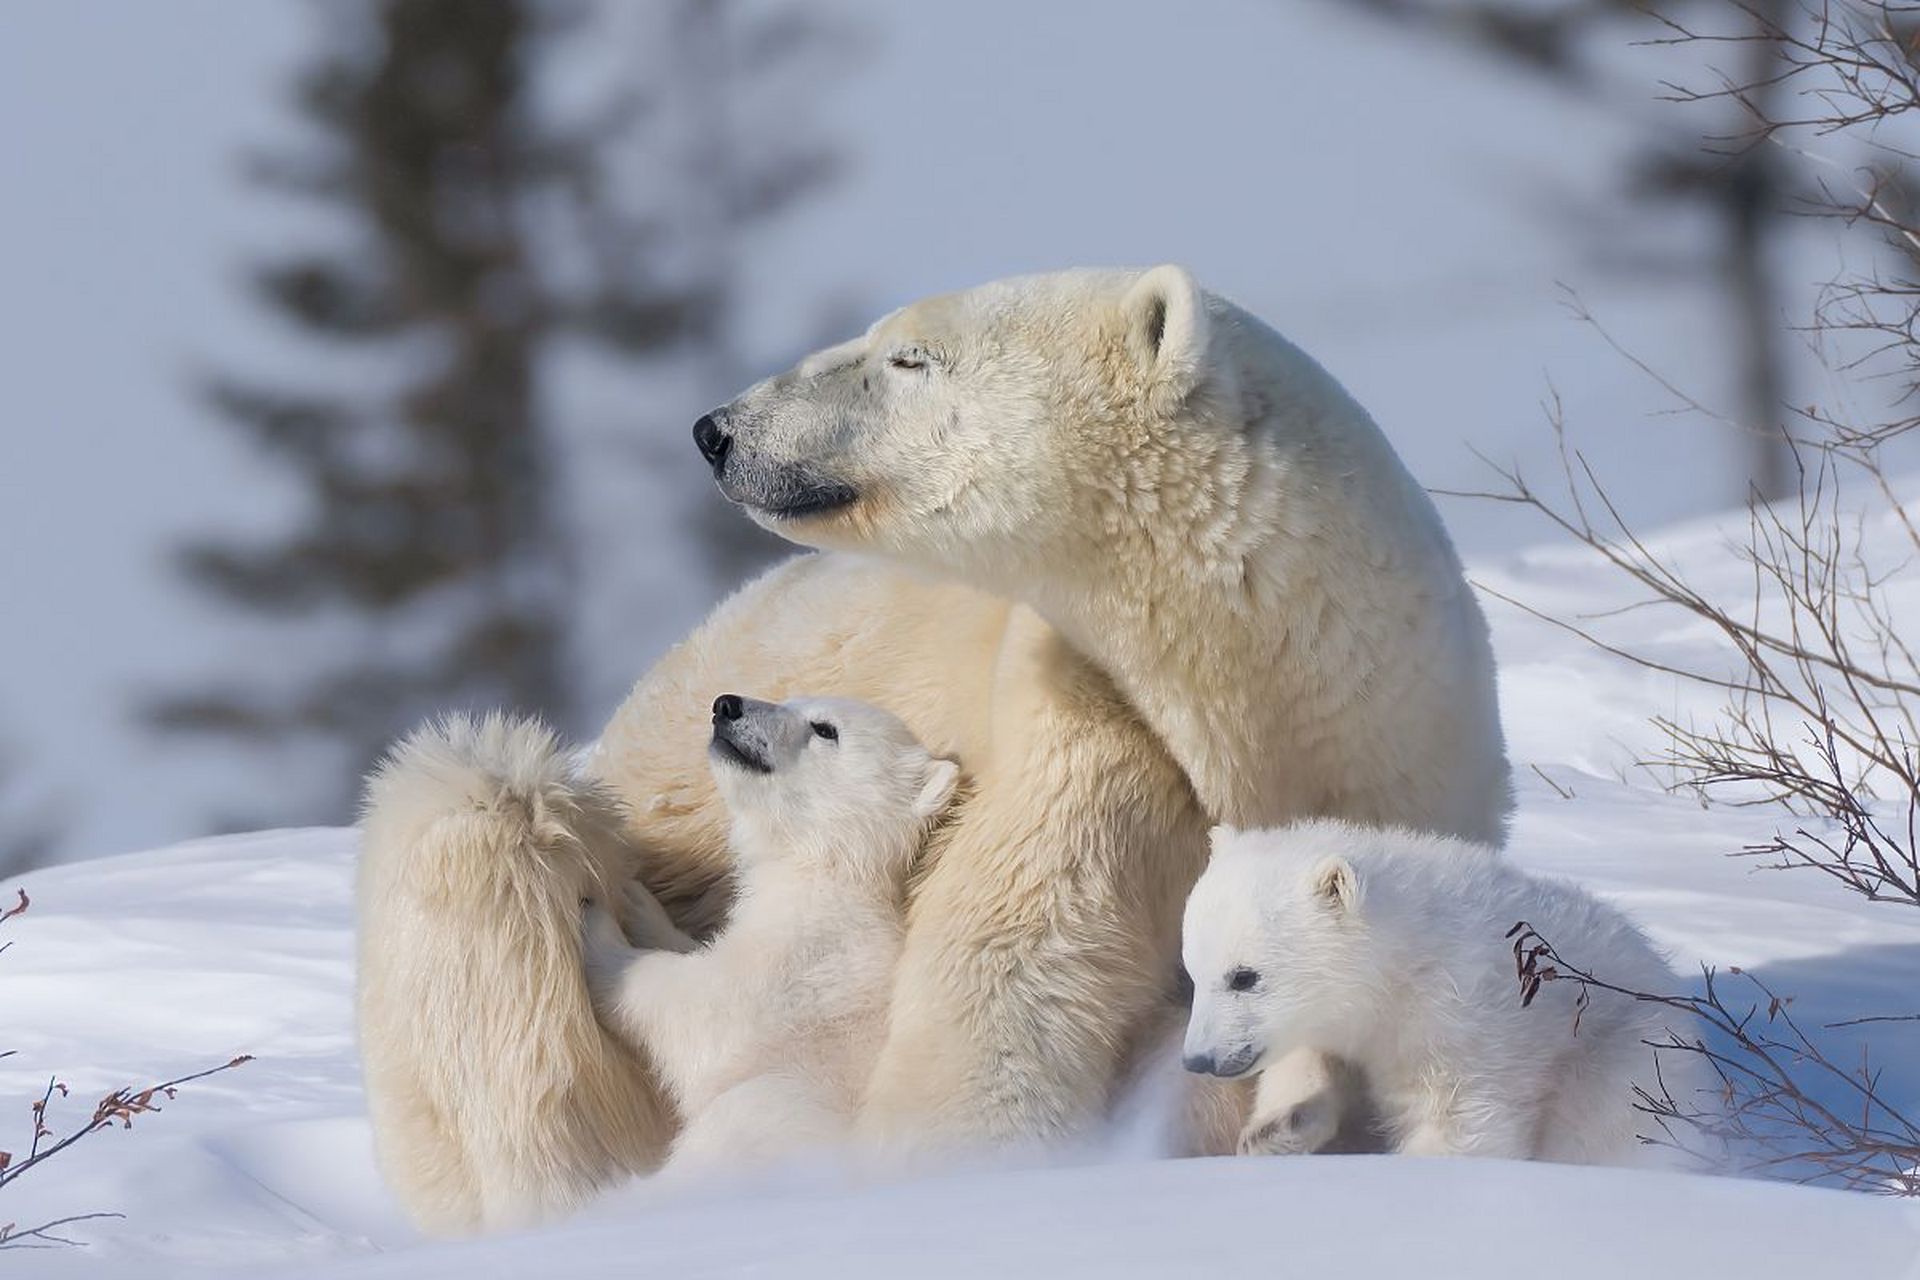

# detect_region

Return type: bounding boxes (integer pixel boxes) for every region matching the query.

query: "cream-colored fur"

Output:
[356,266,1510,1230]
[580,695,958,1175]
[356,715,675,1235]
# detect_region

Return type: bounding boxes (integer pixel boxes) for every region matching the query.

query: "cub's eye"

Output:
[810,721,839,742]
[1226,967,1260,993]
[886,347,929,371]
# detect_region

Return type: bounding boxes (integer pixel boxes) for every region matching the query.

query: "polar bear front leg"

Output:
[858,880,1161,1148]
[856,625,1209,1152]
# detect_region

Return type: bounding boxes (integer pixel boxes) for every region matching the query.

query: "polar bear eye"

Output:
[810,721,839,742]
[885,346,930,372]
[1226,967,1260,993]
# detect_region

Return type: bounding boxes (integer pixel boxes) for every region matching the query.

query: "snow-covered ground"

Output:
[4,513,1920,1276]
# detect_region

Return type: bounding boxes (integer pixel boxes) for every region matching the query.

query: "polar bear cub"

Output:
[1181,820,1676,1164]
[581,692,959,1175]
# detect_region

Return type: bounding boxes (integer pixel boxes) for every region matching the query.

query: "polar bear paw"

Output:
[1236,1092,1343,1156]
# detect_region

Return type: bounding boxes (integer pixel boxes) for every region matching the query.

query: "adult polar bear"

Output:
[357,266,1510,1232]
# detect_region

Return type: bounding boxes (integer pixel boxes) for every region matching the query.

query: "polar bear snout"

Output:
[695,400,860,523]
[709,695,778,776]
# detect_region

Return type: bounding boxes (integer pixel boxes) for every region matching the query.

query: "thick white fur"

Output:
[580,696,958,1175]
[1183,821,1676,1164]
[356,715,673,1235]
[358,267,1511,1229]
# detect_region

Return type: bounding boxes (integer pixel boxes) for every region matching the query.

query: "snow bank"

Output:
[326,1156,1920,1280]
[3,520,1919,1275]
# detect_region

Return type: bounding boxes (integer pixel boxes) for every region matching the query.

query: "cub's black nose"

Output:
[693,412,732,473]
[712,693,745,722]
[1181,1052,1216,1076]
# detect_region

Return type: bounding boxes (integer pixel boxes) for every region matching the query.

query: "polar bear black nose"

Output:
[712,694,745,722]
[1182,1051,1217,1076]
[693,412,732,474]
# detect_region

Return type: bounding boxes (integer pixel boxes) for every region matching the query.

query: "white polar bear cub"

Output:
[581,692,959,1175]
[1182,820,1676,1164]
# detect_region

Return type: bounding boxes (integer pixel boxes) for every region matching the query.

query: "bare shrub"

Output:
[1470,426,1919,909]
[1471,382,1920,1192]
[1464,0,1920,1193]
[1510,920,1920,1191]
[0,890,252,1248]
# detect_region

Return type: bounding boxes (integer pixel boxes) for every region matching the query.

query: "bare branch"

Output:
[1465,6,1920,1190]
[1511,923,1920,1193]
[1,892,255,1247]
[0,1214,125,1251]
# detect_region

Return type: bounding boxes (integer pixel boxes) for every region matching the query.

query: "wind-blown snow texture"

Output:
[5,519,1920,1276]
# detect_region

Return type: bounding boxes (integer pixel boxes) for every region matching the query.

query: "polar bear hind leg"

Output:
[356,714,675,1233]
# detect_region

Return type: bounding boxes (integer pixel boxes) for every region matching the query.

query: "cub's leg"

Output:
[1395,1087,1535,1160]
[1238,1050,1380,1156]
[580,903,747,1102]
[618,878,700,955]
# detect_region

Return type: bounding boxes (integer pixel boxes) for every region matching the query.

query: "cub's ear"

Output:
[914,757,962,819]
[1311,855,1362,916]
[1122,264,1210,398]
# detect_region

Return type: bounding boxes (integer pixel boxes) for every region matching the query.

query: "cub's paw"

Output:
[578,901,634,1005]
[621,877,700,954]
[1237,1093,1342,1157]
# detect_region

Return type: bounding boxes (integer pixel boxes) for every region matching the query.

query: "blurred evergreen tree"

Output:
[152,0,715,820]
[649,0,856,586]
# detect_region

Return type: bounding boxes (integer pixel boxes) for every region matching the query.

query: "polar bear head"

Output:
[692,266,1280,588]
[1179,821,1384,1079]
[705,692,960,878]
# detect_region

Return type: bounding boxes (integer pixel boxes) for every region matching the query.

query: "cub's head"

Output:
[706,692,960,875]
[691,266,1245,587]
[1180,822,1375,1080]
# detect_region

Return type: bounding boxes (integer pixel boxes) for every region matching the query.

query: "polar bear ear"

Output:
[1207,823,1239,853]
[1122,264,1210,398]
[914,757,962,820]
[1311,855,1362,917]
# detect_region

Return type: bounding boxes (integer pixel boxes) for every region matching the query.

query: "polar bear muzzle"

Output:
[709,694,776,775]
[693,406,859,522]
